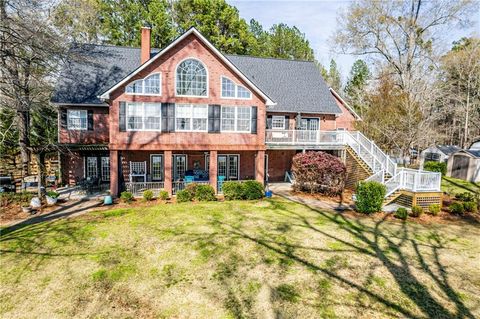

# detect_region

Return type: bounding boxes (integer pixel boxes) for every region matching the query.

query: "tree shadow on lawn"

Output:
[182,199,476,319]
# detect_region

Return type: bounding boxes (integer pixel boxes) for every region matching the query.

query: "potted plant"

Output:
[46,191,59,206]
[21,200,31,213]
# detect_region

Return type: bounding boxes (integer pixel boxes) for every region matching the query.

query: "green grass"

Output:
[1,198,479,318]
[442,176,480,196]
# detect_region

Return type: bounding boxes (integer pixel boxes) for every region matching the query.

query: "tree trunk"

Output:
[17,109,30,180]
[35,152,46,198]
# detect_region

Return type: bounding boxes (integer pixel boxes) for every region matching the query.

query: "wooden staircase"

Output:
[383,189,402,206]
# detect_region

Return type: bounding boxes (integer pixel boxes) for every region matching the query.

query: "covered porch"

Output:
[110,150,265,196]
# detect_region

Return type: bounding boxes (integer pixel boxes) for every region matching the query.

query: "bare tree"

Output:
[333,0,477,153]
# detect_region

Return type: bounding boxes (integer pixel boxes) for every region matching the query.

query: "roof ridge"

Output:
[226,53,315,63]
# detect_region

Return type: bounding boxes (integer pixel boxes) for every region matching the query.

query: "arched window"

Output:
[176,59,207,96]
[125,73,161,95]
[221,76,252,99]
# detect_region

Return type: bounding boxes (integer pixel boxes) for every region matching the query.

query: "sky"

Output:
[229,0,480,80]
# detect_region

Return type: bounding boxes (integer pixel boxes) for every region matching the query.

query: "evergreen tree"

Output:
[345,59,370,115]
[326,59,342,92]
[266,23,314,61]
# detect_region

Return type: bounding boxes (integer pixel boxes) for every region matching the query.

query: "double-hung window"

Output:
[126,103,161,131]
[272,116,285,130]
[221,76,252,99]
[221,106,251,132]
[125,73,161,95]
[175,104,208,131]
[67,110,87,130]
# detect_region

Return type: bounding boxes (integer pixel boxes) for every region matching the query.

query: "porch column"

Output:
[255,150,265,184]
[209,150,218,193]
[109,150,119,197]
[164,150,172,195]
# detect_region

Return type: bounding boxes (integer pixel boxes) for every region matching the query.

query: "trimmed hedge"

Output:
[292,151,346,195]
[158,190,169,201]
[411,205,424,217]
[428,204,441,216]
[176,190,192,203]
[222,180,264,200]
[424,161,447,176]
[394,207,408,220]
[143,189,154,201]
[449,202,464,215]
[120,191,134,203]
[195,184,216,201]
[355,181,386,214]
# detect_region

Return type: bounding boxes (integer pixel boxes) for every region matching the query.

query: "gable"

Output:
[101,28,273,105]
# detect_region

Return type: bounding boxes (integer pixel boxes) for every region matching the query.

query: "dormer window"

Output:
[125,73,161,95]
[221,76,252,99]
[176,59,208,97]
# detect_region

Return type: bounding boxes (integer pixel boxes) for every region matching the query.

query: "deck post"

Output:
[109,150,119,197]
[209,150,218,193]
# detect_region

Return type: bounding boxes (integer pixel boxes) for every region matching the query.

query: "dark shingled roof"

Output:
[465,150,480,158]
[437,145,461,156]
[52,44,341,114]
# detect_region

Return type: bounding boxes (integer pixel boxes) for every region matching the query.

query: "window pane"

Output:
[101,157,110,181]
[237,85,251,99]
[221,106,235,131]
[126,80,143,93]
[144,74,160,94]
[237,107,251,131]
[86,157,97,178]
[272,116,285,129]
[221,77,236,97]
[151,155,163,180]
[144,103,161,130]
[68,110,87,130]
[175,104,191,131]
[127,103,143,130]
[176,59,207,96]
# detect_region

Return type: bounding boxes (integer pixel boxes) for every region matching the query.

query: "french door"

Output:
[300,118,319,130]
[218,155,239,180]
[173,155,187,181]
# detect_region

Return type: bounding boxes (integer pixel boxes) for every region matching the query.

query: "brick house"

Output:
[52,27,442,207]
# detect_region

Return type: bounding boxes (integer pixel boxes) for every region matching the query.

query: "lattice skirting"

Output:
[392,191,442,208]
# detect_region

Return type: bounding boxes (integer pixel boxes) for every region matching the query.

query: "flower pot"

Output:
[21,206,32,213]
[46,196,58,206]
[104,195,113,205]
[30,197,42,209]
[265,190,273,198]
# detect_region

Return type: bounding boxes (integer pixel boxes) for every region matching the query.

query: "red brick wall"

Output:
[58,106,110,144]
[332,94,356,131]
[266,150,297,182]
[61,152,84,185]
[109,33,267,151]
[266,112,338,131]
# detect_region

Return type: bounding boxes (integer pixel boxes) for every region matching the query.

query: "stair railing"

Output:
[383,170,403,197]
[353,131,397,177]
[342,132,384,174]
[365,169,385,184]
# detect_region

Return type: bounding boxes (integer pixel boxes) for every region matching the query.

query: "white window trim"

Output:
[217,154,241,181]
[125,72,162,96]
[67,109,88,130]
[174,103,208,132]
[220,76,252,100]
[220,106,252,133]
[126,102,162,132]
[174,57,209,98]
[150,154,164,181]
[271,115,286,130]
[299,117,320,130]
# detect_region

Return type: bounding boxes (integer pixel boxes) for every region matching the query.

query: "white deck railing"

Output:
[383,168,441,196]
[125,182,165,197]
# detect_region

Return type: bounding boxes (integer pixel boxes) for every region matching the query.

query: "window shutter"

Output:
[213,104,221,133]
[266,115,272,129]
[167,103,175,132]
[284,116,289,129]
[87,110,94,131]
[60,108,67,129]
[208,104,215,133]
[251,106,257,134]
[161,103,168,133]
[119,102,126,132]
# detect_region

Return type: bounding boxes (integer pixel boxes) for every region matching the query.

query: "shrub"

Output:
[195,184,216,201]
[410,205,424,217]
[143,189,154,201]
[176,189,192,203]
[355,181,386,214]
[292,151,346,195]
[449,202,465,215]
[1,191,34,207]
[463,201,478,213]
[394,207,408,220]
[222,181,244,200]
[428,204,441,216]
[185,183,198,198]
[424,161,447,176]
[158,190,169,201]
[242,180,264,200]
[456,192,475,202]
[120,191,134,203]
[46,191,59,198]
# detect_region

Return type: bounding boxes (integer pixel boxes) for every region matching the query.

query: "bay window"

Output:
[221,106,251,132]
[126,102,161,131]
[175,104,208,131]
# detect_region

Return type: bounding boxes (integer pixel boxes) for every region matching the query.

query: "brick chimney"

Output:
[141,25,151,64]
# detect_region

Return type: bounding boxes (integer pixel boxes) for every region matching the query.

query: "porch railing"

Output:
[125,182,165,197]
[266,129,344,145]
[382,168,441,196]
[172,181,210,195]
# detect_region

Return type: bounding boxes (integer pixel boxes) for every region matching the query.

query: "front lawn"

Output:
[442,176,480,196]
[1,198,479,318]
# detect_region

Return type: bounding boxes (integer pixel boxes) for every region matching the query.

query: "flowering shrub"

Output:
[292,151,346,195]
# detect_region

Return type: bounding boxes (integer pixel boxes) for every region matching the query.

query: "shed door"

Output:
[452,155,469,180]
